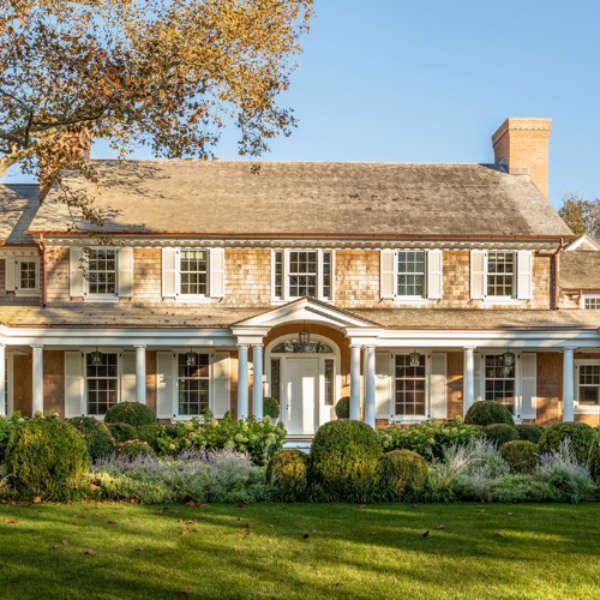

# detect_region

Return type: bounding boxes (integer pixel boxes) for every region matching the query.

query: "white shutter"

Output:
[470,250,486,299]
[212,352,230,418]
[474,353,483,403]
[427,249,443,299]
[209,248,225,298]
[118,247,134,298]
[375,353,392,418]
[517,250,533,300]
[64,351,84,417]
[519,353,537,420]
[161,248,177,298]
[380,249,395,299]
[70,247,85,297]
[4,258,15,292]
[156,351,175,419]
[120,351,136,403]
[430,352,447,419]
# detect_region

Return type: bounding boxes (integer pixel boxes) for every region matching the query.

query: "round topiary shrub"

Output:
[268,449,308,501]
[516,423,544,444]
[136,424,161,451]
[105,401,155,426]
[380,449,428,499]
[335,396,350,419]
[108,422,137,443]
[5,416,89,500]
[310,420,382,502]
[263,397,280,420]
[115,439,155,461]
[588,441,600,483]
[484,423,518,447]
[500,440,539,473]
[464,401,514,426]
[68,416,114,463]
[538,422,597,464]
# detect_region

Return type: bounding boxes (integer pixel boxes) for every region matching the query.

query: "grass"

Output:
[1,502,599,599]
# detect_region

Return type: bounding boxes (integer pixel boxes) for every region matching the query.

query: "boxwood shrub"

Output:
[516,423,544,444]
[108,422,137,443]
[309,420,382,502]
[105,401,155,426]
[268,448,308,501]
[464,401,514,426]
[484,423,518,447]
[68,416,114,462]
[335,396,350,419]
[263,397,280,420]
[136,424,161,451]
[588,441,600,483]
[380,449,428,499]
[5,416,89,500]
[500,440,538,473]
[115,439,155,460]
[0,412,25,463]
[538,422,597,464]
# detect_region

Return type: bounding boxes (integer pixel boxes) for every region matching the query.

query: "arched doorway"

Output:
[266,333,341,435]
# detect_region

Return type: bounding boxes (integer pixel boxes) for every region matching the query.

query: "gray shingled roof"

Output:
[29,160,572,237]
[559,250,600,289]
[0,184,40,244]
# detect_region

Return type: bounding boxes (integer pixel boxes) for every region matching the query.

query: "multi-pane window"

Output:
[270,358,281,402]
[273,249,333,301]
[273,251,283,299]
[484,354,516,414]
[322,252,332,299]
[18,261,36,289]
[578,365,600,406]
[177,353,209,416]
[289,251,317,297]
[324,359,335,406]
[86,352,118,416]
[395,354,426,416]
[397,251,426,297]
[584,296,600,309]
[88,249,117,295]
[487,251,515,298]
[179,249,208,295]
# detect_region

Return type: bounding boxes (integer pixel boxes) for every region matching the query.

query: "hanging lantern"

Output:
[501,351,515,367]
[90,348,103,366]
[185,351,197,367]
[409,351,421,367]
[298,329,310,346]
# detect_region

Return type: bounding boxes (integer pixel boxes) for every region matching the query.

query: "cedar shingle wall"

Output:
[446,351,463,419]
[0,258,41,306]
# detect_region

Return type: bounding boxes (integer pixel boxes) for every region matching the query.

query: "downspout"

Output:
[552,238,564,310]
[39,233,47,307]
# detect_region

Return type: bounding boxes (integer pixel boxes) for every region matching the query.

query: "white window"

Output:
[486,251,515,298]
[394,353,427,417]
[397,250,426,297]
[178,249,209,296]
[177,352,210,416]
[272,249,334,302]
[583,295,600,309]
[575,360,600,411]
[15,259,39,295]
[483,353,516,414]
[88,248,117,297]
[85,352,119,416]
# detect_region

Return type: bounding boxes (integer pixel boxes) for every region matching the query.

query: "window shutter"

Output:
[380,249,395,299]
[517,250,533,300]
[64,351,84,417]
[430,352,447,419]
[474,353,483,403]
[470,250,486,299]
[375,353,392,419]
[427,249,443,299]
[211,352,230,418]
[120,351,136,403]
[209,248,225,298]
[518,353,537,420]
[156,351,174,419]
[70,247,85,297]
[161,248,177,298]
[4,258,15,292]
[118,247,134,298]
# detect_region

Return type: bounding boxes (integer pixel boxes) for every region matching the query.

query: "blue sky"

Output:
[3,0,599,210]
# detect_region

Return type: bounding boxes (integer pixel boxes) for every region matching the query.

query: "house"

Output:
[0,116,599,441]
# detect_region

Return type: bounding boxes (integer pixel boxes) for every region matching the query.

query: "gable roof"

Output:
[560,249,600,289]
[0,184,40,244]
[28,160,573,238]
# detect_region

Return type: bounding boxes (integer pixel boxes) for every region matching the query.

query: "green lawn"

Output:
[1,502,599,599]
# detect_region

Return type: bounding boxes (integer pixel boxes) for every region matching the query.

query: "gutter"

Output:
[39,233,47,307]
[552,238,564,310]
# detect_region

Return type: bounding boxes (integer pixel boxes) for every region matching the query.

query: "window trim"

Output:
[85,247,119,301]
[391,352,431,422]
[83,350,121,419]
[575,359,600,413]
[484,250,517,301]
[175,247,210,300]
[394,249,428,302]
[14,258,40,296]
[581,294,600,310]
[175,351,211,418]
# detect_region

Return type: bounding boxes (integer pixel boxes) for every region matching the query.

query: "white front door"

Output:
[284,358,318,435]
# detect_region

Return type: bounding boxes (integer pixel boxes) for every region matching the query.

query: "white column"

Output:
[463,346,475,415]
[252,344,263,419]
[237,344,249,421]
[364,346,376,428]
[135,345,146,405]
[563,346,575,422]
[6,353,13,416]
[32,344,44,416]
[0,344,5,417]
[350,345,361,420]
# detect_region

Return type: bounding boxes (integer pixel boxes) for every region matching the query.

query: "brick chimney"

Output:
[492,117,552,199]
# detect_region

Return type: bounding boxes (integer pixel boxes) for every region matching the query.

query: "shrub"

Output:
[108,422,137,443]
[268,449,308,501]
[484,423,518,447]
[335,396,350,419]
[68,416,114,463]
[263,397,280,420]
[381,449,428,499]
[588,441,600,483]
[136,424,161,451]
[464,401,514,426]
[538,422,597,464]
[516,424,544,444]
[377,418,481,461]
[5,416,89,500]
[115,439,155,461]
[310,420,382,502]
[500,440,538,474]
[105,401,155,426]
[0,412,25,463]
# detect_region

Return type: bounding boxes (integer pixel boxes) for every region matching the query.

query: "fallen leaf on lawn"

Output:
[62,539,68,545]
[234,546,241,552]
[4,519,19,524]
[181,530,188,536]
[302,533,309,539]
[155,510,165,515]
[237,502,247,508]
[52,544,61,550]
[506,512,513,516]
[193,528,200,532]
[422,530,430,538]
[480,509,486,513]
[496,532,506,538]
[185,501,195,506]
[169,509,179,514]
[32,496,41,504]
[436,525,446,530]
[180,589,193,595]
[186,520,195,524]
[136,547,145,552]
[269,525,274,528]
[84,549,96,556]
[107,520,117,525]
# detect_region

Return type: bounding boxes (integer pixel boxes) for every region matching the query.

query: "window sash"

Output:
[394,354,427,417]
[577,364,600,406]
[16,260,37,290]
[486,251,515,298]
[396,250,426,297]
[483,354,516,413]
[584,296,600,309]
[177,353,210,416]
[86,352,119,416]
[178,249,209,296]
[87,248,117,296]
[274,249,333,301]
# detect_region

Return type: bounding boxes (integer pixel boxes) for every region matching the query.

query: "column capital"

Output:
[238,343,249,349]
[31,343,44,349]
[251,342,263,349]
[562,345,577,352]
[463,345,476,351]
[134,344,147,350]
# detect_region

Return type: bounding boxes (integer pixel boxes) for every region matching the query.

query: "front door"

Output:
[284,358,318,435]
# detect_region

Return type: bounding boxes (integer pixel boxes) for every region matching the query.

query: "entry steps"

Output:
[282,438,312,453]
